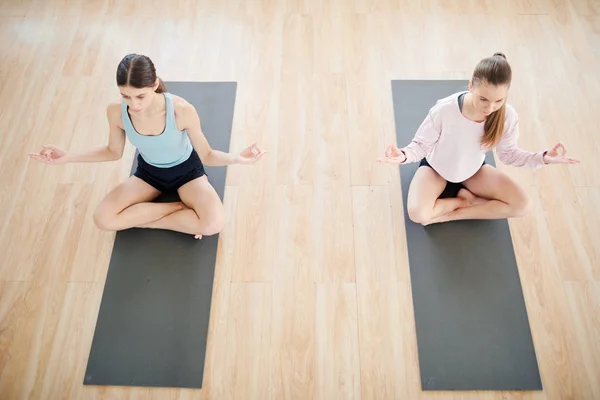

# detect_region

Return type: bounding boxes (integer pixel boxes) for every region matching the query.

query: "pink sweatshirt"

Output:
[399,92,547,183]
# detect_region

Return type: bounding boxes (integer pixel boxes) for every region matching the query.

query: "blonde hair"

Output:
[472,52,512,148]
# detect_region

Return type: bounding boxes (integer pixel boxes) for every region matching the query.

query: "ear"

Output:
[468,80,473,91]
[153,78,160,90]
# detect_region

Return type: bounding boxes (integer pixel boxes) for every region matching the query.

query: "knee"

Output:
[511,194,532,217]
[93,208,117,231]
[200,214,225,236]
[407,205,430,224]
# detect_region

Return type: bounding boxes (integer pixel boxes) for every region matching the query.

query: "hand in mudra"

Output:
[237,143,267,164]
[543,143,579,165]
[378,144,406,164]
[28,145,68,165]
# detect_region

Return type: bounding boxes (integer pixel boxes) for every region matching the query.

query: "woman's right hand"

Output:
[28,145,69,165]
[378,144,407,164]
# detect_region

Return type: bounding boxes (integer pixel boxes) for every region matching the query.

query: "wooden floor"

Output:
[1,0,599,399]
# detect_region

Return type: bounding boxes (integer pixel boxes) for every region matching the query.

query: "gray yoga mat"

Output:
[84,82,236,388]
[391,80,542,391]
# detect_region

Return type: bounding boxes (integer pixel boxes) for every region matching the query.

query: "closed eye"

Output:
[480,97,504,103]
[120,94,145,99]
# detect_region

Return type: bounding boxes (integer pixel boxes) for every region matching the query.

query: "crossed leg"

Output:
[138,175,225,239]
[93,176,181,231]
[406,166,472,224]
[93,175,225,239]
[424,164,531,225]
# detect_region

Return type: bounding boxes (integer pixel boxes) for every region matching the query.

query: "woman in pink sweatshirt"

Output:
[379,53,579,225]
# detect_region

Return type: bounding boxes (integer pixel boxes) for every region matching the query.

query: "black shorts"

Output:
[134,150,206,192]
[418,157,486,198]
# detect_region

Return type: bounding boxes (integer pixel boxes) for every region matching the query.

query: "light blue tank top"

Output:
[122,92,193,168]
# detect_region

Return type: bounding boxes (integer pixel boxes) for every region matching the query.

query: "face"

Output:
[469,80,509,117]
[119,80,159,113]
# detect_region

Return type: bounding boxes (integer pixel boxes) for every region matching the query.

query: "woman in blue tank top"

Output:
[28,54,266,239]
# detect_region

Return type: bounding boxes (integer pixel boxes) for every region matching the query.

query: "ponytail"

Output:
[481,103,505,148]
[471,52,512,149]
[155,77,167,93]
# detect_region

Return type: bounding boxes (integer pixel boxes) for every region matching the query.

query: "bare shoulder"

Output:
[172,95,198,114]
[106,100,124,129]
[171,94,200,128]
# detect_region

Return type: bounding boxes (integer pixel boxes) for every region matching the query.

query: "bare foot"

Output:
[173,203,203,239]
[421,189,489,225]
[457,188,487,206]
[181,205,203,239]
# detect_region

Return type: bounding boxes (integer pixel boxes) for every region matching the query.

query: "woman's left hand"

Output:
[543,142,580,164]
[237,143,267,164]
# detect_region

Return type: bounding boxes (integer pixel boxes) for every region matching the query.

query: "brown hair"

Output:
[116,54,167,93]
[471,52,512,148]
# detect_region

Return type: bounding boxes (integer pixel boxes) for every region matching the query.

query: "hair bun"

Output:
[493,52,507,59]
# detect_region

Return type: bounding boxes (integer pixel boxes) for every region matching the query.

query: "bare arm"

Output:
[175,97,265,166]
[65,102,126,163]
[29,102,126,165]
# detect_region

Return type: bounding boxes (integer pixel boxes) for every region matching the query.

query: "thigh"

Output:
[462,164,526,202]
[96,175,161,216]
[177,175,224,223]
[406,165,448,211]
